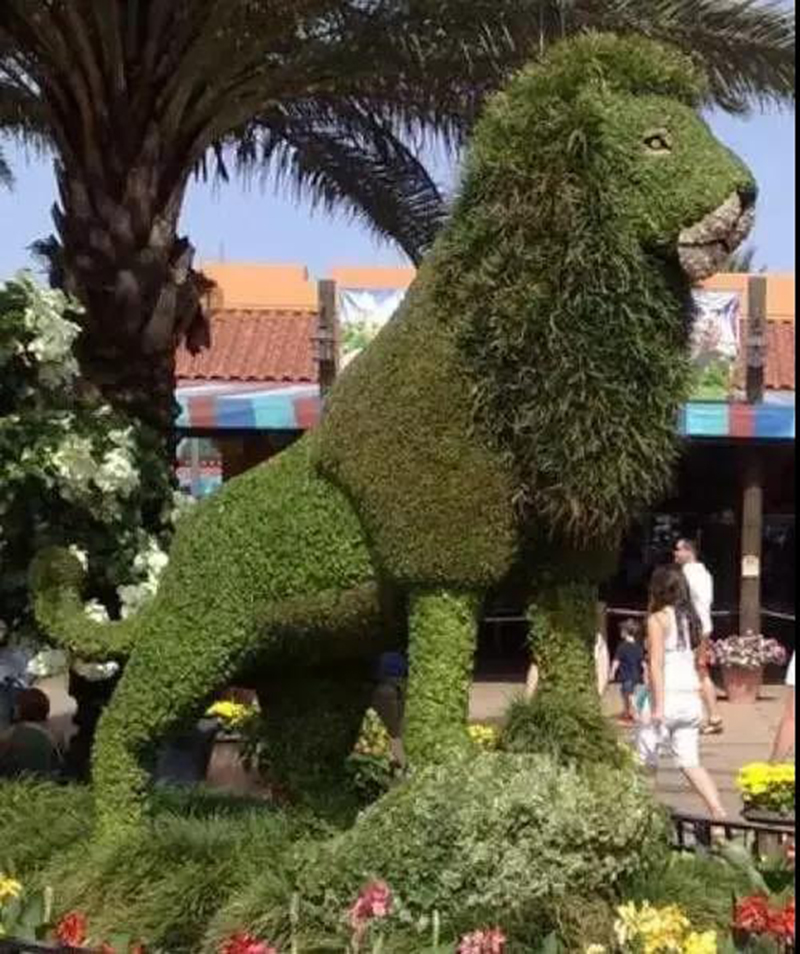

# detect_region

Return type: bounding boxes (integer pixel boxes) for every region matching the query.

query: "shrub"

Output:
[0,781,93,879]
[501,690,627,768]
[294,752,667,938]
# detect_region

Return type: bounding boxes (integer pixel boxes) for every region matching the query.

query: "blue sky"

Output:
[0,106,794,281]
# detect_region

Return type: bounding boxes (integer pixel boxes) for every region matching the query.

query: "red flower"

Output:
[219,932,277,954]
[457,927,507,953]
[780,899,795,941]
[348,880,393,930]
[56,912,89,948]
[734,895,795,943]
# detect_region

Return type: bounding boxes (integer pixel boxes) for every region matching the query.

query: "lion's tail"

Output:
[30,547,139,662]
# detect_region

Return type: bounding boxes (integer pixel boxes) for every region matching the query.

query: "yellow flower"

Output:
[585,945,608,953]
[206,700,254,727]
[684,931,717,954]
[0,875,23,903]
[468,723,499,750]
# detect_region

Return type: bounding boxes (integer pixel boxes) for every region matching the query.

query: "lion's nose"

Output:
[739,182,758,210]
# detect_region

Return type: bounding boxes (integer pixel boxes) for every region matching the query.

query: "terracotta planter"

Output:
[722,665,763,704]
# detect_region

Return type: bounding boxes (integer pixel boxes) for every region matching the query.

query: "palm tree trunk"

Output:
[50,154,209,440]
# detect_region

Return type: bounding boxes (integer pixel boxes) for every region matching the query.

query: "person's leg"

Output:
[770,689,795,762]
[673,720,726,818]
[697,641,723,732]
[622,682,636,721]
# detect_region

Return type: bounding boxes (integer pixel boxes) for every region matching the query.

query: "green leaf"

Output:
[717,841,771,894]
[539,931,562,953]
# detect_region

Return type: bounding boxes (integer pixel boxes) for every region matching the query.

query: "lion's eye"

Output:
[644,130,672,153]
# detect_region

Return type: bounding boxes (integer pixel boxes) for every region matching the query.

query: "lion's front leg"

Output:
[403,588,482,765]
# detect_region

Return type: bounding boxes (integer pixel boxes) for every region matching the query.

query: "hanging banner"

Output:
[689,290,742,401]
[337,287,408,366]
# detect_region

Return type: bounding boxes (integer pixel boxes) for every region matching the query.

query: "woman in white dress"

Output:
[639,565,726,820]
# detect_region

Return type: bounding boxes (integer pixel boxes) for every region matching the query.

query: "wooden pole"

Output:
[739,455,764,636]
[316,279,339,404]
[738,275,767,635]
[745,274,767,403]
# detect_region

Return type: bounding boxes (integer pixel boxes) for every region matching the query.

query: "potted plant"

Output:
[736,762,796,825]
[710,633,788,704]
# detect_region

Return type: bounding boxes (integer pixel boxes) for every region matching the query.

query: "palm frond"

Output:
[0,143,12,187]
[226,101,447,263]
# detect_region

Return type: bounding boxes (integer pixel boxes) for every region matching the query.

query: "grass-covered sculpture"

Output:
[32,34,755,834]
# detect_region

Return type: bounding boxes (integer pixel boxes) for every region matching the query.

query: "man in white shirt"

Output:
[674,538,723,734]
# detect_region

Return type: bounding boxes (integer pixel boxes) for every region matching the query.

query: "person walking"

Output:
[770,651,795,762]
[639,565,727,820]
[609,619,646,724]
[674,539,723,735]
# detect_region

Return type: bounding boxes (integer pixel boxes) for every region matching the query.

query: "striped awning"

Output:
[177,381,795,441]
[176,381,320,431]
[679,400,795,440]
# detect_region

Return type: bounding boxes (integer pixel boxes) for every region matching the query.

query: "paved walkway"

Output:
[36,674,792,819]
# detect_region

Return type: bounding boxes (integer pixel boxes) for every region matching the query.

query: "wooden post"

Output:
[739,454,763,636]
[738,276,767,635]
[315,279,339,405]
[745,275,767,403]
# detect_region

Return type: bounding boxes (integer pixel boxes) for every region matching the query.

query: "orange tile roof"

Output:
[733,319,795,392]
[329,266,416,290]
[763,320,795,391]
[176,310,317,383]
[200,263,318,312]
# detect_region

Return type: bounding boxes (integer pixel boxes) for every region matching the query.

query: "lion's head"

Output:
[432,34,757,540]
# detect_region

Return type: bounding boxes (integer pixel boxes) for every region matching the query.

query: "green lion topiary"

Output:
[31,33,755,834]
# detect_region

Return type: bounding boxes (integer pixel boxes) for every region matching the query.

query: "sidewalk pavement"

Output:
[37,674,792,820]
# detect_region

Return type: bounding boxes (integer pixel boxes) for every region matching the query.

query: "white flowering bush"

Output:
[0,273,190,675]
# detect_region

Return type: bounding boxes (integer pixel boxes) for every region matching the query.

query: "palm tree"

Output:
[726,244,768,273]
[0,1,794,441]
[0,145,11,189]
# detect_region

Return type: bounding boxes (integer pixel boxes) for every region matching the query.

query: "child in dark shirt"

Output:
[610,619,645,725]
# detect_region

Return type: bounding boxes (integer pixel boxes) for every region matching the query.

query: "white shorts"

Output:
[637,694,702,770]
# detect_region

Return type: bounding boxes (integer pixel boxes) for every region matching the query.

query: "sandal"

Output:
[701,718,724,735]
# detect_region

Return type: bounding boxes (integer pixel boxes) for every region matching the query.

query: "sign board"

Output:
[337,287,408,367]
[741,555,761,579]
[689,290,742,401]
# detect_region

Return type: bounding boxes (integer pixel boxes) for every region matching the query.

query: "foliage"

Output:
[251,664,374,811]
[736,763,795,817]
[726,246,767,275]
[0,780,93,878]
[0,876,53,944]
[32,436,385,833]
[501,691,627,768]
[711,636,788,671]
[404,590,480,764]
[0,144,12,188]
[295,753,667,939]
[317,33,755,587]
[0,273,180,665]
[501,582,625,768]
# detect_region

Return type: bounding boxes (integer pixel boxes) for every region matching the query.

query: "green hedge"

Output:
[295,752,667,939]
[403,590,480,765]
